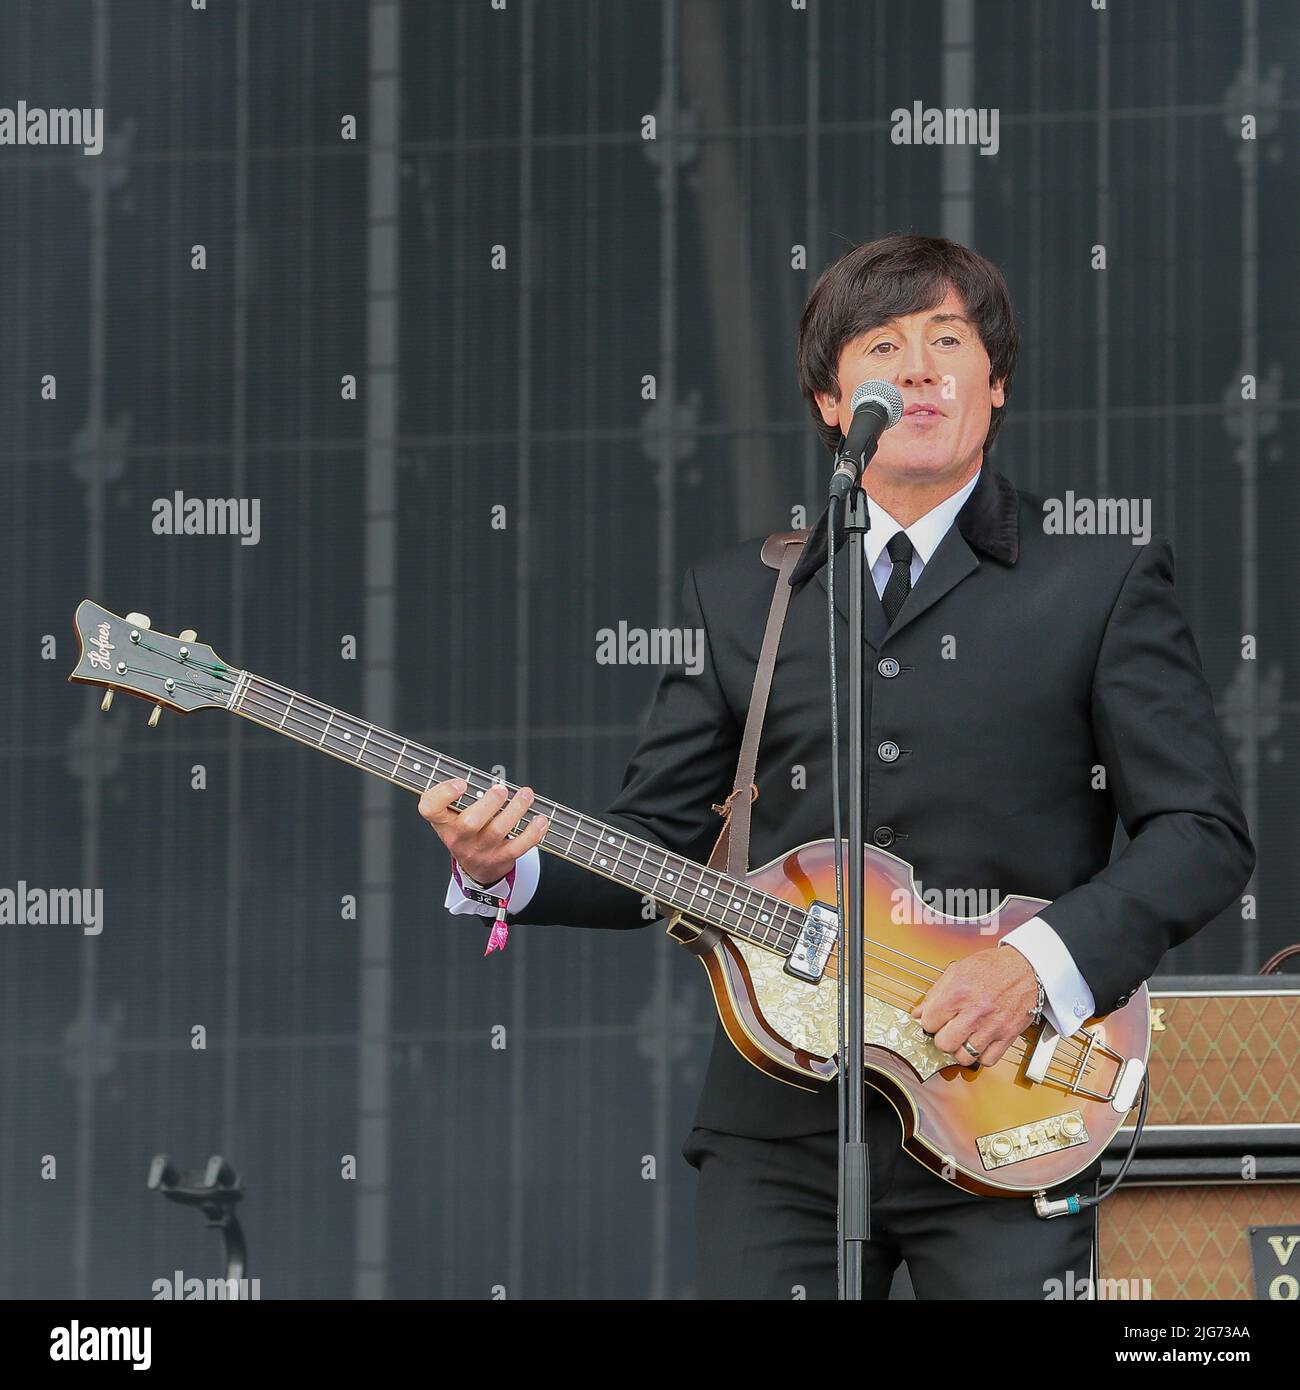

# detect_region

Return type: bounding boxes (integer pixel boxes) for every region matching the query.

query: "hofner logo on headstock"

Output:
[85,622,114,672]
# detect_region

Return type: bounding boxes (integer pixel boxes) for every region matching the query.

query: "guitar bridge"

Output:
[784,901,839,983]
[1063,1028,1147,1111]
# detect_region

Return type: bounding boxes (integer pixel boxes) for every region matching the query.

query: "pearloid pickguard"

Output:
[732,938,956,1078]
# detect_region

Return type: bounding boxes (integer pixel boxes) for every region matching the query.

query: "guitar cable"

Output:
[1034,1071,1151,1218]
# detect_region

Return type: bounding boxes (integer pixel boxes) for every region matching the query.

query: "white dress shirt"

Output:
[445,468,1097,1038]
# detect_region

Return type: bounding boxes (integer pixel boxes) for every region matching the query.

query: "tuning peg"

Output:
[148,705,163,728]
[124,612,152,630]
[100,690,114,712]
[179,629,197,643]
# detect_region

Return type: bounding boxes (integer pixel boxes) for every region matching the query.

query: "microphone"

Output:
[828,379,905,501]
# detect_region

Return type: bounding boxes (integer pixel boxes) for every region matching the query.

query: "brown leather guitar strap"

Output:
[706,530,807,880]
[679,531,805,960]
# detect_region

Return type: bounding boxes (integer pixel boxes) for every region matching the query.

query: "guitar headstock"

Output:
[69,600,237,719]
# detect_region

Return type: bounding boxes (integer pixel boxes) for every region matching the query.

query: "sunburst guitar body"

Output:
[666,838,1150,1197]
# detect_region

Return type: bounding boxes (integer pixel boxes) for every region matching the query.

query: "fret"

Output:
[319,709,334,746]
[631,840,652,894]
[393,740,407,778]
[754,894,778,941]
[559,813,581,858]
[576,815,600,867]
[617,836,645,884]
[705,871,734,914]
[674,860,706,900]
[655,851,682,902]
[581,825,686,911]
[708,873,734,913]
[602,834,628,876]
[355,725,371,763]
[761,897,787,940]
[615,835,648,888]
[278,693,294,729]
[532,797,556,835]
[641,844,665,900]
[732,882,763,933]
[589,826,622,876]
[589,823,612,862]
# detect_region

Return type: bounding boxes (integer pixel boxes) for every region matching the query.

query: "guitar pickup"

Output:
[784,901,839,983]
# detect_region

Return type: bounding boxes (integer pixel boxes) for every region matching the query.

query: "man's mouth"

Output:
[903,403,944,418]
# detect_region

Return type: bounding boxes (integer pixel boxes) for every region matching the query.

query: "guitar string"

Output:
[148,652,812,948]
[215,673,1102,1088]
[853,976,1100,1086]
[223,682,810,945]
[218,670,830,943]
[123,637,1103,1089]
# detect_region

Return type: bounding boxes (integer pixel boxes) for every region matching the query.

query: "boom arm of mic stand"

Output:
[148,1152,248,1284]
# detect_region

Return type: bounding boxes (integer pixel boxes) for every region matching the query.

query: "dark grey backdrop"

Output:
[1,0,1295,1299]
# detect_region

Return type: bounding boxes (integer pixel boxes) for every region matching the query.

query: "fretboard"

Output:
[224,669,806,955]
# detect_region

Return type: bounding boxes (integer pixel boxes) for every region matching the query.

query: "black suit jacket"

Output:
[514,465,1256,1138]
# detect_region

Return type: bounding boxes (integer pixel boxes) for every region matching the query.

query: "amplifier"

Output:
[1136,974,1300,1128]
[1099,1182,1300,1299]
[1098,976,1300,1300]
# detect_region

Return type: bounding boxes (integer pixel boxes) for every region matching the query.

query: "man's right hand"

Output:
[418,778,549,886]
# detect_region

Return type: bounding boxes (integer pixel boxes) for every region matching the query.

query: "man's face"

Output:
[815,285,1005,486]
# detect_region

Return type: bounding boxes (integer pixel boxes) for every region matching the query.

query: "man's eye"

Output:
[870,342,895,353]
[936,335,960,346]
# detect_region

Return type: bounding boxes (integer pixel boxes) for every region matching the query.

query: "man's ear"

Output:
[990,376,1006,409]
[815,389,842,428]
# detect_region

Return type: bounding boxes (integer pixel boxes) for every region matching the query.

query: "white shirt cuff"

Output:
[1000,916,1096,1037]
[444,846,541,918]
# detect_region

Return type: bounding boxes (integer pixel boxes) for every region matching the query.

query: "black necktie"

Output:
[880,530,914,626]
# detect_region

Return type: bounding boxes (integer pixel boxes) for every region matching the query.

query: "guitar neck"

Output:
[225,668,802,952]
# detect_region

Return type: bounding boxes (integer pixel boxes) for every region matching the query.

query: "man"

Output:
[419,233,1255,1298]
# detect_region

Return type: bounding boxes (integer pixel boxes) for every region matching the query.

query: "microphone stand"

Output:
[835,458,872,1299]
[148,1153,248,1288]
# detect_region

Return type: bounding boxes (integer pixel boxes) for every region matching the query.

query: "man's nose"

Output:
[895,344,941,387]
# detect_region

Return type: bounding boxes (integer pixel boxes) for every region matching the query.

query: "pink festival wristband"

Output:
[452,860,517,956]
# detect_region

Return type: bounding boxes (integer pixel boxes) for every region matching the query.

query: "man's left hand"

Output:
[910,946,1038,1068]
